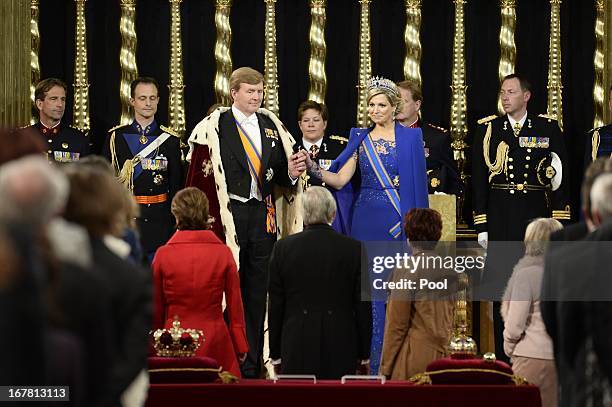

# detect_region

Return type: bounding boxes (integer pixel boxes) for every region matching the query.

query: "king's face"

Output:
[232,82,264,116]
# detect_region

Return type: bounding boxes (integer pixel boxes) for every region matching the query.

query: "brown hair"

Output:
[396,80,423,103]
[297,100,329,122]
[130,77,159,98]
[34,78,67,102]
[404,208,443,242]
[502,74,531,92]
[171,187,212,230]
[229,67,264,92]
[64,167,126,237]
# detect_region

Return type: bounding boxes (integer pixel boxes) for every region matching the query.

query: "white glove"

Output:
[477,232,488,250]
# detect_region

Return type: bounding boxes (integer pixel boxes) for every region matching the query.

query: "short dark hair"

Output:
[502,74,531,92]
[171,187,212,230]
[396,80,423,103]
[34,78,67,102]
[130,77,159,98]
[297,100,328,122]
[404,208,443,242]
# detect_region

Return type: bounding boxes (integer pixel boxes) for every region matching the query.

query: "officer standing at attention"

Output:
[102,77,182,262]
[29,78,90,163]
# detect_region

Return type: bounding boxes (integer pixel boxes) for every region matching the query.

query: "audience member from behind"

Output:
[64,166,151,407]
[502,218,562,407]
[380,208,457,380]
[152,187,248,378]
[268,186,372,379]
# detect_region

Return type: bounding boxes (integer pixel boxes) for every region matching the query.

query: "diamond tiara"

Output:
[366,76,399,97]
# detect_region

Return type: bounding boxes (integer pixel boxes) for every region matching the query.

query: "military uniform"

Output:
[102,120,182,255]
[472,113,570,242]
[585,124,612,167]
[28,121,90,163]
[296,134,347,189]
[410,120,462,195]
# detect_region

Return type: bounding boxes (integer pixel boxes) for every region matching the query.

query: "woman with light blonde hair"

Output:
[502,217,563,407]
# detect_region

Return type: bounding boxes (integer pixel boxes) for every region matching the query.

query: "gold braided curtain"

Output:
[263,0,280,115]
[546,0,563,131]
[73,0,90,133]
[593,0,605,129]
[403,0,422,86]
[497,0,516,115]
[119,0,138,125]
[356,0,372,128]
[30,0,40,124]
[214,0,233,106]
[308,0,327,103]
[168,0,186,137]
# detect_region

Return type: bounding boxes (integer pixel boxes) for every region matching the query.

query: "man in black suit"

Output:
[268,186,372,379]
[186,67,306,378]
[396,80,462,195]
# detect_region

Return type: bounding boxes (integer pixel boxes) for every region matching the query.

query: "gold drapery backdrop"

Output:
[119,0,138,126]
[307,0,327,103]
[547,0,563,130]
[73,0,90,133]
[497,0,516,115]
[30,0,40,124]
[594,0,605,129]
[214,0,232,106]
[263,0,280,115]
[356,0,372,128]
[168,0,186,138]
[403,0,422,86]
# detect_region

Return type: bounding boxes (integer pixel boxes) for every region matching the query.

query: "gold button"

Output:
[509,158,514,162]
[525,164,529,169]
[524,173,528,177]
[526,156,531,160]
[516,184,524,191]
[510,174,515,178]
[48,139,52,143]
[527,148,532,153]
[510,190,515,194]
[509,165,514,170]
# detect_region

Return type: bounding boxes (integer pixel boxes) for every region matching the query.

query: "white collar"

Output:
[507,112,528,129]
[232,105,258,125]
[302,137,323,151]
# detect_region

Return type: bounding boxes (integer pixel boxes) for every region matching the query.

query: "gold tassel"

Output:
[409,373,432,385]
[117,157,139,191]
[483,122,509,182]
[217,370,239,384]
[592,129,600,162]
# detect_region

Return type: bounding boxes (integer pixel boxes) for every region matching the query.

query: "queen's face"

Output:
[367,94,394,125]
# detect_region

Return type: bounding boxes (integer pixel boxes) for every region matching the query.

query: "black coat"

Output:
[268,224,372,379]
[295,134,347,188]
[28,121,90,163]
[420,121,462,195]
[218,110,292,199]
[102,122,183,252]
[585,123,612,167]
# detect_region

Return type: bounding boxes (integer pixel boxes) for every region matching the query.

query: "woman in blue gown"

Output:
[304,77,429,375]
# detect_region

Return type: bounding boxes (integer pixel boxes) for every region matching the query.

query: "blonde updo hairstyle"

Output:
[366,85,403,117]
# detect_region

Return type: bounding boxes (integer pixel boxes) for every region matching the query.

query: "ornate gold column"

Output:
[307,0,327,103]
[356,0,372,127]
[546,0,563,130]
[403,0,422,86]
[594,0,605,129]
[450,0,468,227]
[214,0,232,106]
[73,0,90,133]
[497,0,516,115]
[119,0,138,125]
[30,0,40,124]
[168,0,186,137]
[0,0,30,126]
[263,0,280,115]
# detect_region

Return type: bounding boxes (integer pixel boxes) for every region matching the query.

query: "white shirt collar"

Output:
[507,112,528,129]
[302,137,323,151]
[232,105,258,126]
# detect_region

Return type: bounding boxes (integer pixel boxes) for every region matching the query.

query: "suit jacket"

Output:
[268,224,372,379]
[218,110,292,199]
[90,237,151,407]
[28,121,90,163]
[152,230,248,378]
[420,121,462,195]
[295,134,347,188]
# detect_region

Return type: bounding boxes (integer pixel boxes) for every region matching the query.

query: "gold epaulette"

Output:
[538,113,558,122]
[108,124,124,133]
[477,115,498,125]
[552,205,571,221]
[329,135,349,144]
[473,213,487,225]
[160,125,181,138]
[427,123,448,133]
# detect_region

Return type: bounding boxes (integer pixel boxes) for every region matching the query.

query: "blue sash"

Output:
[362,135,402,238]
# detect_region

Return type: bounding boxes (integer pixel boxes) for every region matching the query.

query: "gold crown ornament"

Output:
[151,317,204,357]
[366,76,399,97]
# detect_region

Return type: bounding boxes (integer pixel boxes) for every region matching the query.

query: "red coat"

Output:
[152,230,248,377]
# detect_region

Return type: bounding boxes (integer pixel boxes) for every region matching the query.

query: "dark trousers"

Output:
[231,199,275,378]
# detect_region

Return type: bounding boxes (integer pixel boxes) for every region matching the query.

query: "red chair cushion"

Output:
[424,356,516,385]
[148,356,221,384]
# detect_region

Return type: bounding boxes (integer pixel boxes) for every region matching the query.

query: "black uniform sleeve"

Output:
[167,136,183,200]
[471,123,490,233]
[549,121,571,222]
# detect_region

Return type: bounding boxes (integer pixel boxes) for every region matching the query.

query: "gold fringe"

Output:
[592,129,600,162]
[482,122,509,182]
[408,368,529,386]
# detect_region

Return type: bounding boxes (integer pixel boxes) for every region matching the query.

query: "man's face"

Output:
[396,87,421,124]
[36,85,66,123]
[231,82,264,116]
[500,78,530,117]
[130,83,159,121]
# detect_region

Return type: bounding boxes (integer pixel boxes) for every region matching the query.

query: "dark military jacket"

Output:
[585,123,612,167]
[418,120,463,195]
[296,134,348,189]
[472,113,570,241]
[102,120,183,253]
[28,121,90,163]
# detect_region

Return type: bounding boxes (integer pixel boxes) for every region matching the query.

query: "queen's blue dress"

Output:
[328,122,429,374]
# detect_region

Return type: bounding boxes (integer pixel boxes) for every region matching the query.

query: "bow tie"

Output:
[241,116,258,126]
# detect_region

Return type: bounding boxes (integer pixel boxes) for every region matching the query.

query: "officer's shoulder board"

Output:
[538,113,558,122]
[329,134,349,144]
[108,124,124,133]
[426,123,448,133]
[160,125,181,138]
[477,115,498,125]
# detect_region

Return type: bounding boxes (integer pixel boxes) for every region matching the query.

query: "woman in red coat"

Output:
[152,187,248,377]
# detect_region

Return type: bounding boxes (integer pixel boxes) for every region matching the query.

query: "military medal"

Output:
[62,142,69,149]
[154,174,164,185]
[139,134,148,145]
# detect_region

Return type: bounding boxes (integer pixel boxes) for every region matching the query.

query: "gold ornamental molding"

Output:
[403,0,422,86]
[356,0,372,127]
[307,0,327,103]
[546,0,563,131]
[119,0,138,125]
[73,0,90,133]
[450,0,468,226]
[168,0,186,137]
[497,0,516,115]
[30,0,40,124]
[263,0,280,115]
[214,0,233,106]
[593,0,605,129]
